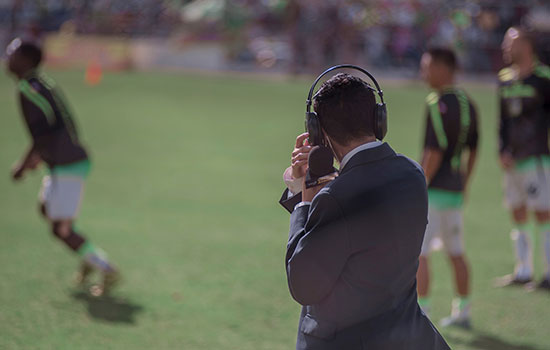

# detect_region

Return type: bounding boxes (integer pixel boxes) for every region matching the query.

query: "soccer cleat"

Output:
[89,269,121,297]
[103,269,121,291]
[440,314,472,330]
[493,274,532,288]
[536,278,550,291]
[74,261,94,286]
[440,297,471,330]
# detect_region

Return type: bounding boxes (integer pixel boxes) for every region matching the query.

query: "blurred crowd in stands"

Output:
[285,0,550,73]
[1,0,549,74]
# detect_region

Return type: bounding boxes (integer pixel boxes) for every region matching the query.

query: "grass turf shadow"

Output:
[71,291,143,324]
[446,331,544,350]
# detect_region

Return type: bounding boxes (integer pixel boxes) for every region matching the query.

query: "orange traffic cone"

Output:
[85,59,103,86]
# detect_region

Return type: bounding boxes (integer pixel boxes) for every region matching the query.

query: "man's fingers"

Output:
[295,132,309,148]
[292,153,309,163]
[292,159,307,168]
[292,146,311,158]
[292,158,307,166]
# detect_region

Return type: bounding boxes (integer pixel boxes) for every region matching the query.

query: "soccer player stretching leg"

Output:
[417,48,479,328]
[495,27,550,290]
[6,39,120,296]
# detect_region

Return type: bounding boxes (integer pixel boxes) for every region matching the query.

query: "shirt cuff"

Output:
[294,201,311,211]
[283,167,303,195]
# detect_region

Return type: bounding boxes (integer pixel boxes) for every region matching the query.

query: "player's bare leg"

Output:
[495,206,533,287]
[416,256,430,315]
[48,219,91,285]
[450,255,469,296]
[535,210,550,290]
[48,217,119,295]
[38,202,48,219]
[441,254,471,329]
[511,206,533,282]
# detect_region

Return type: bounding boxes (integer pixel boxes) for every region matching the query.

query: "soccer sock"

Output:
[511,223,533,279]
[77,240,115,273]
[539,222,550,279]
[456,296,470,311]
[451,296,471,318]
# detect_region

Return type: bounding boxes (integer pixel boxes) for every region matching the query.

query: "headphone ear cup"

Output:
[374,103,388,140]
[306,112,323,146]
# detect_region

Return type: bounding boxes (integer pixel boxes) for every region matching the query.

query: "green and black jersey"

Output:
[424,88,479,207]
[498,63,550,163]
[18,70,90,176]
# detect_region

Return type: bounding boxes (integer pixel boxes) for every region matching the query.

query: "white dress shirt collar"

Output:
[339,140,383,170]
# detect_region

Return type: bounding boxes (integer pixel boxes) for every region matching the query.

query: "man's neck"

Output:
[514,58,535,79]
[333,136,377,162]
[433,78,455,93]
[18,68,38,80]
[512,53,535,79]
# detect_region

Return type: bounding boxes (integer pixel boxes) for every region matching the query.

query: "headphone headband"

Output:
[306,64,385,113]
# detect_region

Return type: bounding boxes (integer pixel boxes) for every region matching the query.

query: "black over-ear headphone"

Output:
[305,64,388,145]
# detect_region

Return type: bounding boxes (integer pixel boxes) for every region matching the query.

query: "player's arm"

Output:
[463,148,477,193]
[498,88,514,169]
[540,70,550,126]
[11,147,41,181]
[463,106,480,192]
[12,92,53,181]
[421,148,443,184]
[421,105,445,184]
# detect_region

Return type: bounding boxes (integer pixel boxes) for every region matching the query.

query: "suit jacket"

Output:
[282,143,450,350]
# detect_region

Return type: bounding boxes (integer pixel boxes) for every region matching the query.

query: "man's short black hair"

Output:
[426,47,458,71]
[313,73,376,145]
[15,41,43,68]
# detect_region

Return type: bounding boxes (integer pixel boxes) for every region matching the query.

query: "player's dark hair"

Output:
[15,41,43,68]
[427,47,458,71]
[313,73,376,145]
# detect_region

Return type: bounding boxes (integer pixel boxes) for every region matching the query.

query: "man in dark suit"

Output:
[281,73,450,349]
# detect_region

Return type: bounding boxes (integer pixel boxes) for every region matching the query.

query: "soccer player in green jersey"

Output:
[417,47,479,328]
[495,27,550,290]
[6,39,120,296]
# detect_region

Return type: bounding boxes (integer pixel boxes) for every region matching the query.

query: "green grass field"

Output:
[0,69,548,350]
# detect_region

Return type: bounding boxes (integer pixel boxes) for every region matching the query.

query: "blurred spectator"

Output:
[1,0,549,73]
